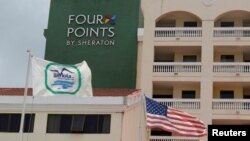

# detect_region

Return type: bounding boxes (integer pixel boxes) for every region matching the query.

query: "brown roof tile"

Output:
[0,88,139,97]
[0,88,33,96]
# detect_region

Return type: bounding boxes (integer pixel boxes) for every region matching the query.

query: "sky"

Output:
[0,0,50,87]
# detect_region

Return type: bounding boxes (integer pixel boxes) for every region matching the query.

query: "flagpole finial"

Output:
[26,49,33,58]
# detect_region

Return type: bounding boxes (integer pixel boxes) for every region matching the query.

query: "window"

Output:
[182,91,196,99]
[0,114,35,133]
[219,22,235,36]
[153,94,173,98]
[221,21,234,27]
[156,20,176,37]
[243,20,250,37]
[221,55,235,62]
[220,91,234,99]
[156,20,176,27]
[243,95,250,99]
[151,130,172,136]
[154,59,174,62]
[243,95,250,109]
[184,21,197,27]
[183,22,197,36]
[183,55,197,62]
[47,114,111,133]
[243,20,250,27]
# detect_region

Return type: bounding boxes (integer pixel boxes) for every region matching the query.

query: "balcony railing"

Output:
[153,62,201,73]
[150,136,200,141]
[155,27,202,37]
[213,99,250,110]
[155,99,200,110]
[214,27,250,37]
[213,62,250,73]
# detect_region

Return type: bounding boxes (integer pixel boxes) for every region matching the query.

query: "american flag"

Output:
[145,96,207,137]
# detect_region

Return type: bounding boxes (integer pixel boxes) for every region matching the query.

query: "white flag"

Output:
[32,57,92,97]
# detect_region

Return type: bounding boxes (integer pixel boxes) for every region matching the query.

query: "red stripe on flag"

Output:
[147,115,206,129]
[147,115,206,137]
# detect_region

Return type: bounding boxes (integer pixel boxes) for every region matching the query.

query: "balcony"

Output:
[213,62,250,73]
[150,136,200,141]
[153,62,201,73]
[155,99,200,110]
[155,27,202,38]
[214,27,250,37]
[154,28,202,46]
[154,27,250,38]
[155,98,250,111]
[213,63,250,80]
[214,27,250,45]
[212,99,250,110]
[153,62,201,80]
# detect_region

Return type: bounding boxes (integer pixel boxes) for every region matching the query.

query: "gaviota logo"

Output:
[45,63,81,94]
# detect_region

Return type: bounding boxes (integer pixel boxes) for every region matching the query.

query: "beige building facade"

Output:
[137,0,250,140]
[0,90,148,141]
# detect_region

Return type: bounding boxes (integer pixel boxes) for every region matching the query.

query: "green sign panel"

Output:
[45,0,140,88]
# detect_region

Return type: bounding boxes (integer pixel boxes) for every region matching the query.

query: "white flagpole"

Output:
[19,49,32,141]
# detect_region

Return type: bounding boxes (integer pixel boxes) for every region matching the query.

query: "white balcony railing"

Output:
[214,27,250,37]
[155,99,200,110]
[213,99,250,110]
[155,27,202,37]
[213,62,250,73]
[150,136,200,141]
[153,62,202,73]
[154,98,250,110]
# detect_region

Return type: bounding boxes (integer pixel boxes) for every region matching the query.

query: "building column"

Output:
[138,10,155,96]
[23,113,47,141]
[200,20,214,141]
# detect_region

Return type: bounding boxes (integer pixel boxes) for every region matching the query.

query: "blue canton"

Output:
[145,96,168,117]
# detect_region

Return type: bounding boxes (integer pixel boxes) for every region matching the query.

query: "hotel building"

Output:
[1,0,250,141]
[137,0,250,140]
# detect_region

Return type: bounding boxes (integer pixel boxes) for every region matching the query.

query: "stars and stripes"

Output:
[145,96,207,137]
